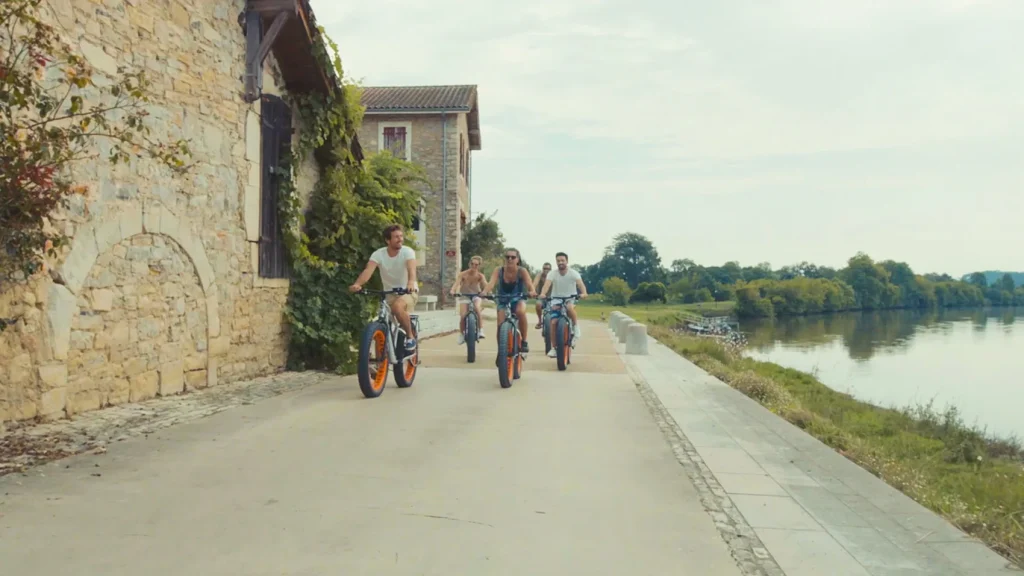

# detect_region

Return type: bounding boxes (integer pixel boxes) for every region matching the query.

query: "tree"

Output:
[968,272,988,288]
[605,232,662,287]
[602,277,632,306]
[460,212,505,269]
[1,0,191,288]
[999,273,1015,293]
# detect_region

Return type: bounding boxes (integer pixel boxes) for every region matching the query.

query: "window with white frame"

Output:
[378,121,411,160]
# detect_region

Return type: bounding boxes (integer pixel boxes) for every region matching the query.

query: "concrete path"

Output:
[0,320,741,576]
[622,328,1022,576]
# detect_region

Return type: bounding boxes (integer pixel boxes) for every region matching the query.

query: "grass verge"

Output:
[648,323,1024,568]
[574,300,735,323]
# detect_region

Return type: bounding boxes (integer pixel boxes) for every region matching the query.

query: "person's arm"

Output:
[450,271,463,295]
[575,271,588,298]
[523,268,537,297]
[482,268,499,295]
[349,260,378,292]
[541,278,552,298]
[405,249,418,292]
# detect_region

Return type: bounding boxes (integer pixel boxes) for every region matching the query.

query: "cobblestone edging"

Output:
[625,361,787,576]
[2,327,458,478]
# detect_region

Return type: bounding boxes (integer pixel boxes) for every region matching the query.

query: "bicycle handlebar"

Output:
[358,287,416,296]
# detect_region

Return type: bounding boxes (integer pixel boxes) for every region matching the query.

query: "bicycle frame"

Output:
[548,295,580,343]
[365,288,418,365]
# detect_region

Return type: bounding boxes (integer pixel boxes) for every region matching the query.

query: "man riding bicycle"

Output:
[450,255,487,345]
[539,251,588,357]
[533,262,552,329]
[349,224,419,351]
[482,247,537,353]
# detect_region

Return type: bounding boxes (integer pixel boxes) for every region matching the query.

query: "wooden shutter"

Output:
[259,94,292,279]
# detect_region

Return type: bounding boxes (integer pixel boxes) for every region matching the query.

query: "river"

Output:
[740,308,1024,441]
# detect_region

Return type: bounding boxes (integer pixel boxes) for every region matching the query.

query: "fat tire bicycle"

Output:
[539,297,554,355]
[355,287,421,398]
[549,294,580,371]
[453,292,483,363]
[481,292,527,389]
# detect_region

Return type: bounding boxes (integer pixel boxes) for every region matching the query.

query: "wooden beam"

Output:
[243,11,291,103]
[247,0,295,16]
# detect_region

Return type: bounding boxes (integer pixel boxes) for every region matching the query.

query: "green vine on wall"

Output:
[271,28,426,372]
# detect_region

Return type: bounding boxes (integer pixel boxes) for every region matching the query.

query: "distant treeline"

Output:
[577,233,1023,318]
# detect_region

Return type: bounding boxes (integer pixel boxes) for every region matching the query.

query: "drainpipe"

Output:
[439,112,447,308]
[467,150,472,220]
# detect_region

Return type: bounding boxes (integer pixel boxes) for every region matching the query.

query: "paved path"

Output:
[623,327,1022,576]
[0,320,741,575]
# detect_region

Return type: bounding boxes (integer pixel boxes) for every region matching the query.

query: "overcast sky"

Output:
[311,0,1023,277]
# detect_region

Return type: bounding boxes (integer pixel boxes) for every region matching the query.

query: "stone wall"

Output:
[0,0,316,422]
[357,113,470,303]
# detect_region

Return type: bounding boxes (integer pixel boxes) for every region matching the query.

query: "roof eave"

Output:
[363,107,473,115]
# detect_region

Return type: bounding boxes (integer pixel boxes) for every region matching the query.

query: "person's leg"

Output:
[515,299,529,352]
[473,297,485,337]
[567,301,581,338]
[390,296,416,349]
[535,300,544,328]
[457,300,468,344]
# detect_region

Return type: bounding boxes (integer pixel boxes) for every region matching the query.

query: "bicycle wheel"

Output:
[497,322,514,389]
[465,311,477,364]
[394,320,419,388]
[358,322,389,398]
[555,316,571,371]
[542,312,552,354]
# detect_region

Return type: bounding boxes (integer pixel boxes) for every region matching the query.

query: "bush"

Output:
[630,281,667,303]
[602,277,632,306]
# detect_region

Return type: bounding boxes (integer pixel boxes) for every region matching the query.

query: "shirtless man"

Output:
[450,255,488,345]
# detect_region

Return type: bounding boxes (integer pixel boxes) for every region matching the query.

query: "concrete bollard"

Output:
[613,316,632,340]
[609,312,626,333]
[618,320,634,344]
[625,323,649,355]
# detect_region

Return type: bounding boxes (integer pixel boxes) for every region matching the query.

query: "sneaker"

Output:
[521,340,530,354]
[479,332,486,340]
[547,348,556,358]
[457,333,465,345]
[405,338,417,351]
[573,324,581,339]
[535,322,542,329]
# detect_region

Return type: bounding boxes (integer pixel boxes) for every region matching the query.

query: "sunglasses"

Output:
[505,254,517,260]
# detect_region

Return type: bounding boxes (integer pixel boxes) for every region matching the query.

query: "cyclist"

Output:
[539,251,588,357]
[482,247,537,354]
[349,224,419,351]
[533,262,552,329]
[450,255,488,345]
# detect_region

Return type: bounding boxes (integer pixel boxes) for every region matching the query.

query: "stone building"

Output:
[0,0,350,422]
[356,86,482,307]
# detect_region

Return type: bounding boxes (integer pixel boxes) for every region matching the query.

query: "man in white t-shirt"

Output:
[539,251,588,356]
[349,224,420,351]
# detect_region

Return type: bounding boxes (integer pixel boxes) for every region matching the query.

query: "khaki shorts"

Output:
[385,292,418,310]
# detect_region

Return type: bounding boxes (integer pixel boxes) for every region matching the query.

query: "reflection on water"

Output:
[742,308,1024,440]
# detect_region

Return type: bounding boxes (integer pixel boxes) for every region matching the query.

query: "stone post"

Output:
[609,311,625,332]
[618,320,634,344]
[626,323,649,355]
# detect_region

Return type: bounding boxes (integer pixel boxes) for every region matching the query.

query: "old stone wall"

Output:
[356,113,470,303]
[0,0,315,422]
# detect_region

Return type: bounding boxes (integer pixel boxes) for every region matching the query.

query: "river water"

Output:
[740,308,1024,441]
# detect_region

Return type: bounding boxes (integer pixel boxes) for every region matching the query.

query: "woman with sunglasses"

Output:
[482,247,538,353]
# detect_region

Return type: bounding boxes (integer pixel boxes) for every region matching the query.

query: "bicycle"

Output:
[548,294,580,371]
[453,292,483,363]
[539,297,554,354]
[355,287,421,398]
[480,292,527,389]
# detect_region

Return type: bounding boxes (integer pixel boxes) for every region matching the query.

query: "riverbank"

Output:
[647,322,1024,568]
[575,300,734,323]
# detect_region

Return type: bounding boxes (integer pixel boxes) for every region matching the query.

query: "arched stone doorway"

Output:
[44,203,221,415]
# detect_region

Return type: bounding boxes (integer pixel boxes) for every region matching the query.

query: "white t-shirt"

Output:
[371,246,416,290]
[548,268,582,298]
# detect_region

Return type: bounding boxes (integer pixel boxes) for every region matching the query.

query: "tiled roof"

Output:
[360,85,477,112]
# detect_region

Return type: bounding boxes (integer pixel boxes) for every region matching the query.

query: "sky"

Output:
[311,0,1024,278]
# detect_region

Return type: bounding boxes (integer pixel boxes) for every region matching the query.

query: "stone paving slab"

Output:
[618,327,1023,576]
